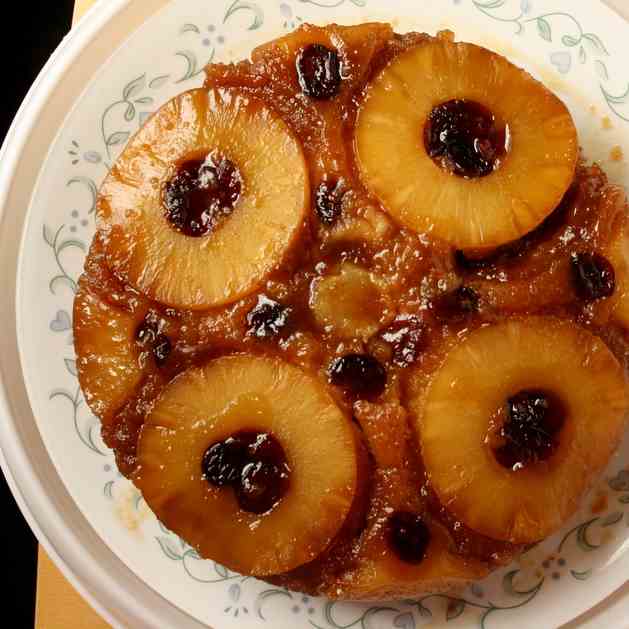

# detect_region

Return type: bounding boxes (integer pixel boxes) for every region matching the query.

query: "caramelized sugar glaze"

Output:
[74,24,629,599]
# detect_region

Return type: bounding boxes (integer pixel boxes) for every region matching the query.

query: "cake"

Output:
[73,23,629,600]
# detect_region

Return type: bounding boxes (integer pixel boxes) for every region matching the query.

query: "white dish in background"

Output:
[1,0,629,627]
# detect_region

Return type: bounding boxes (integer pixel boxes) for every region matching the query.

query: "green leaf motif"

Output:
[133,492,144,510]
[57,239,86,255]
[579,46,587,64]
[571,569,592,581]
[175,50,201,83]
[502,569,543,596]
[50,275,77,296]
[149,75,170,89]
[64,358,78,377]
[103,480,114,499]
[415,603,432,618]
[123,74,146,101]
[393,611,416,629]
[446,599,466,621]
[67,177,98,213]
[322,601,398,628]
[135,96,154,105]
[583,33,609,56]
[602,511,623,527]
[43,224,55,246]
[106,131,130,147]
[562,34,580,47]
[577,520,601,552]
[536,17,552,42]
[475,0,506,9]
[224,1,264,31]
[180,23,200,34]
[256,589,293,621]
[124,102,135,121]
[156,536,183,561]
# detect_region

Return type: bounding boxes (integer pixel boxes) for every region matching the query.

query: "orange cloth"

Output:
[36,547,110,628]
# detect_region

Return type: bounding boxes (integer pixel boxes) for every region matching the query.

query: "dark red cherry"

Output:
[387,511,431,564]
[163,153,242,237]
[202,431,290,514]
[571,252,616,302]
[202,437,249,487]
[494,390,566,470]
[329,353,387,398]
[296,44,342,100]
[247,296,290,338]
[236,461,290,514]
[424,99,507,178]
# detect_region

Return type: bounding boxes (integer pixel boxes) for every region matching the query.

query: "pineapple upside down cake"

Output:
[74,23,629,599]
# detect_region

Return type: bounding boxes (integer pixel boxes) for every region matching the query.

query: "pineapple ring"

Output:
[411,317,628,544]
[134,355,364,576]
[74,281,146,424]
[97,88,309,309]
[608,220,629,328]
[355,38,578,250]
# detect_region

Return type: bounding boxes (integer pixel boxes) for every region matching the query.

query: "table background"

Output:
[10,0,629,626]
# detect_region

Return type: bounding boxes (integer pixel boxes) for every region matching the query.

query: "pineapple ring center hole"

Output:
[202,430,291,515]
[424,99,510,179]
[487,390,566,471]
[163,152,243,238]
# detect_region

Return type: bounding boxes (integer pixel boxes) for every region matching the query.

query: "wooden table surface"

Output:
[35,0,629,627]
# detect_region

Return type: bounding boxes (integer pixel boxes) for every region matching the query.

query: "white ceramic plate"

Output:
[2,0,629,627]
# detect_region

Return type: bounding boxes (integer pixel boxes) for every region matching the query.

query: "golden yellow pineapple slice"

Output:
[410,317,627,544]
[74,281,146,424]
[608,221,629,328]
[134,355,364,576]
[355,37,578,250]
[310,263,394,340]
[97,88,309,309]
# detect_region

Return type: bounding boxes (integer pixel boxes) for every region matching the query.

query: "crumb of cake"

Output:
[610,145,624,162]
[114,485,150,533]
[602,116,613,130]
